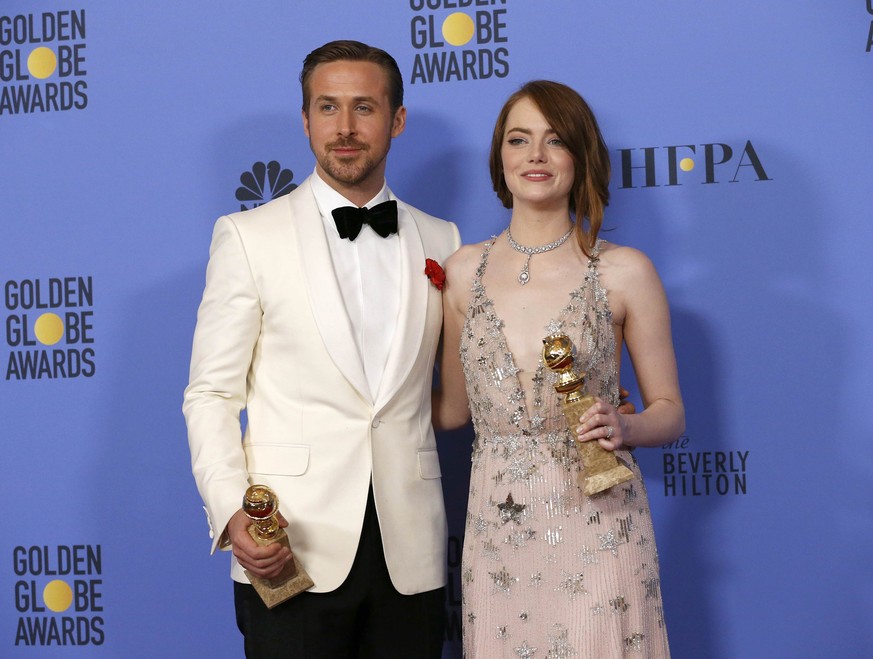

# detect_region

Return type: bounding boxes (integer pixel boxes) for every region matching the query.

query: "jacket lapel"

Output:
[375,197,428,411]
[293,178,373,404]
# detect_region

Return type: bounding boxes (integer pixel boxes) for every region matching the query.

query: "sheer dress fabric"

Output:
[460,239,670,658]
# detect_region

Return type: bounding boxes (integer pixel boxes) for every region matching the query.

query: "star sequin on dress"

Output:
[514,640,537,658]
[597,528,624,556]
[489,566,519,595]
[556,571,587,600]
[547,624,577,658]
[498,492,526,525]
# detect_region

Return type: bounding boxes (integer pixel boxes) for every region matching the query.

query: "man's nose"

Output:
[337,108,356,136]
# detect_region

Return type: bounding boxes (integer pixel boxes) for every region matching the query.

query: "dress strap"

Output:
[464,238,499,327]
[588,238,605,269]
[473,236,497,287]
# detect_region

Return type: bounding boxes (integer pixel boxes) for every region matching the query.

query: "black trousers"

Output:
[234,487,446,658]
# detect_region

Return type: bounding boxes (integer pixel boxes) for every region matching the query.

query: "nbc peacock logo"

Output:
[235,161,298,211]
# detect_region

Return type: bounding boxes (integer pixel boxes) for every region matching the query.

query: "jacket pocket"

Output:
[417,447,442,480]
[244,444,310,476]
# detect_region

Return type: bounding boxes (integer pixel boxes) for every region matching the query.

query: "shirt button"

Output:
[371,418,381,429]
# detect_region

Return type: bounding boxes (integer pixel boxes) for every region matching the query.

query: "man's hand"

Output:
[226,508,293,579]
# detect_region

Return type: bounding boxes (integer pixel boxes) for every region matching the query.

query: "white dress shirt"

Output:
[310,171,400,400]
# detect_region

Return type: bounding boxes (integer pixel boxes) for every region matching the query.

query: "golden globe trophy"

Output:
[242,484,314,609]
[542,334,634,496]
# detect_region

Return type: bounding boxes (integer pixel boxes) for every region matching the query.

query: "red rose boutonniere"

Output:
[424,258,446,291]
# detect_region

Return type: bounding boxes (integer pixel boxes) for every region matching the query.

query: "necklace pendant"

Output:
[506,225,573,287]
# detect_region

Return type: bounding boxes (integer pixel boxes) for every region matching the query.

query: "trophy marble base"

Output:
[574,438,635,496]
[562,395,634,496]
[244,525,314,609]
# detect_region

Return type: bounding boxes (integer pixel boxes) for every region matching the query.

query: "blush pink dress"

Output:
[460,239,670,658]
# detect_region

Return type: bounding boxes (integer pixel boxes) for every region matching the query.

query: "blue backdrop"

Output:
[2,1,872,657]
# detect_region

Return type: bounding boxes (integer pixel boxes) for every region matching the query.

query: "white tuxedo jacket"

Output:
[183,177,461,594]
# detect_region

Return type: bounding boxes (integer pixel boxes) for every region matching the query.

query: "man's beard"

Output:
[317,139,388,187]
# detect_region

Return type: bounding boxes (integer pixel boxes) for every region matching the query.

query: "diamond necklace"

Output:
[506,225,574,285]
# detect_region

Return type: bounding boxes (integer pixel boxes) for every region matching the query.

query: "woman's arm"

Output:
[431,246,477,431]
[577,246,684,449]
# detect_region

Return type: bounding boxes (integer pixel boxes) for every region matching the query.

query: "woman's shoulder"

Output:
[443,238,494,303]
[598,240,657,273]
[597,240,665,304]
[445,238,492,273]
[445,242,485,282]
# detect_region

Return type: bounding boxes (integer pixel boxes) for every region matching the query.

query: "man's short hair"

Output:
[300,40,404,114]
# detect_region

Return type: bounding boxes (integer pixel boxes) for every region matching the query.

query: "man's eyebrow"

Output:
[314,94,380,104]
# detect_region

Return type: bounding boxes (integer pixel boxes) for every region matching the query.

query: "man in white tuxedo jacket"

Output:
[183,41,460,658]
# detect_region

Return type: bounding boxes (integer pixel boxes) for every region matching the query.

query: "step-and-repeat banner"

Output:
[2,2,871,657]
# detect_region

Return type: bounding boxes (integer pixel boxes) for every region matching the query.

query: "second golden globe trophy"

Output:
[242,484,314,609]
[542,334,634,496]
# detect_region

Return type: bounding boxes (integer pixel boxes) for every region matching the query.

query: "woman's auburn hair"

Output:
[489,80,611,258]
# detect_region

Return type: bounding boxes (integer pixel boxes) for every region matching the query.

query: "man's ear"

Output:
[391,106,407,139]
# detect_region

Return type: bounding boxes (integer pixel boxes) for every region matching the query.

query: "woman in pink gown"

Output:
[434,81,685,658]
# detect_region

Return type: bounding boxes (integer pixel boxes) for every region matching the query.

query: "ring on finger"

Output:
[605,425,614,439]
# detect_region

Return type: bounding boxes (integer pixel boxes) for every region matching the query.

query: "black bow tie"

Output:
[332,200,398,241]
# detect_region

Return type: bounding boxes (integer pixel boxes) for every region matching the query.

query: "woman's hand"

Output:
[576,397,626,451]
